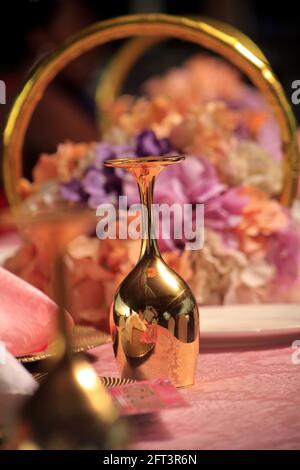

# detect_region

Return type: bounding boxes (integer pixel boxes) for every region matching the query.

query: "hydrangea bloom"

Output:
[10,53,300,327]
[266,224,300,283]
[59,130,176,208]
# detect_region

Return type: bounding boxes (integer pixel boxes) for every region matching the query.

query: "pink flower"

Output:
[266,225,300,283]
[237,187,289,255]
[205,188,249,231]
[144,55,243,109]
[123,155,226,207]
[122,155,248,251]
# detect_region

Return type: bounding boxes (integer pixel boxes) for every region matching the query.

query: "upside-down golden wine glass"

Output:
[10,205,126,450]
[105,156,200,387]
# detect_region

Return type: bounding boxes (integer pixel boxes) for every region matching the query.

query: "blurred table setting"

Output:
[0,243,300,449]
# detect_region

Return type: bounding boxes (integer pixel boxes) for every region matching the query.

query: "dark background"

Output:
[0,0,300,181]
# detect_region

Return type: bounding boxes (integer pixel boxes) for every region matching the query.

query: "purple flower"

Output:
[60,141,132,208]
[120,130,178,204]
[82,167,121,208]
[60,130,176,208]
[87,191,118,208]
[135,130,175,157]
[155,156,225,205]
[94,143,116,167]
[60,132,249,248]
[82,168,107,194]
[94,142,134,168]
[60,179,85,203]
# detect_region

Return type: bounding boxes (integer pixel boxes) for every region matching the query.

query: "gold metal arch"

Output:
[96,16,269,129]
[3,14,299,207]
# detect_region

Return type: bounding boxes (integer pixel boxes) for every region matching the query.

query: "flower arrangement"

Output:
[6,55,300,329]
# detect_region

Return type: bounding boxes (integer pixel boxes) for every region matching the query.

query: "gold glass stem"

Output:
[52,252,72,360]
[135,169,160,259]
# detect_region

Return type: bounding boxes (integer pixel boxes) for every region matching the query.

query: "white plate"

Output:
[200,304,300,349]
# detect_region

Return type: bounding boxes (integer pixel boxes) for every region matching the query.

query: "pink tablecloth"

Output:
[91,343,300,450]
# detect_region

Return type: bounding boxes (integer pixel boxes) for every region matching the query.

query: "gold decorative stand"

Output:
[3,14,299,208]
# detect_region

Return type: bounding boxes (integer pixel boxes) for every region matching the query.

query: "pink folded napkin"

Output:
[0,267,73,356]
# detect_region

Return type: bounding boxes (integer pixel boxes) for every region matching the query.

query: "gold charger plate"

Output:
[32,371,135,388]
[17,325,112,364]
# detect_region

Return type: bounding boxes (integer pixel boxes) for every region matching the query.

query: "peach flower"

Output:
[237,187,288,255]
[170,103,240,165]
[32,141,95,185]
[144,55,244,110]
[108,95,182,139]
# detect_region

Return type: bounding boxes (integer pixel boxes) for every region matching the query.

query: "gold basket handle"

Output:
[3,14,299,207]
